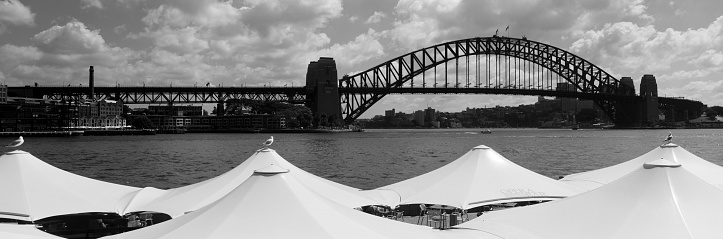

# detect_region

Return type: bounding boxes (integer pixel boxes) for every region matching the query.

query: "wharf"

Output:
[0,131,84,137]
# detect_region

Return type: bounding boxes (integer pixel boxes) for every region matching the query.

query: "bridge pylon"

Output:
[639,74,659,125]
[305,57,342,126]
[613,76,639,127]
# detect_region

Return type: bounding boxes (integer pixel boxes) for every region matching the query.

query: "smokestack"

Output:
[89,66,95,101]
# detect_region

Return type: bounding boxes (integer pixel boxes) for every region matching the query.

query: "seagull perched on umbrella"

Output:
[6,136,23,148]
[262,136,274,149]
[663,132,673,143]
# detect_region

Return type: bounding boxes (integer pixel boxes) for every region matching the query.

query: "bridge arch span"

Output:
[339,36,636,125]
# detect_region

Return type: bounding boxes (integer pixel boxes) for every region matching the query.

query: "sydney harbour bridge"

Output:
[8,36,705,127]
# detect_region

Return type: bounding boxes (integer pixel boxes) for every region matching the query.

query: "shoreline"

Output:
[185,128,354,134]
[0,131,85,137]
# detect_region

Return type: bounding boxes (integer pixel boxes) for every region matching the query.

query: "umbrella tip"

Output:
[660,143,678,148]
[473,145,491,150]
[643,158,681,169]
[253,164,290,175]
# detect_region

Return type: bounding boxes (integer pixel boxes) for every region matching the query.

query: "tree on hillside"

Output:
[709,106,723,117]
[279,106,313,128]
[130,116,154,129]
[576,108,597,122]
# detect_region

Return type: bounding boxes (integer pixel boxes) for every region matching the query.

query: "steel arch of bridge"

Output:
[339,36,636,125]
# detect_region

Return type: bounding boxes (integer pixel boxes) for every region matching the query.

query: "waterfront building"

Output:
[385,109,395,121]
[77,99,126,129]
[555,83,593,113]
[145,114,286,132]
[424,107,436,123]
[0,97,71,131]
[148,105,203,116]
[0,85,7,104]
[413,110,425,126]
[78,116,126,129]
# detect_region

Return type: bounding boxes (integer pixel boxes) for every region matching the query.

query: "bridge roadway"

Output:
[10,85,696,105]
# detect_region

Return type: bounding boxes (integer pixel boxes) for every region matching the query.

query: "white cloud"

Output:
[0,44,41,72]
[660,80,723,103]
[130,0,348,87]
[0,0,35,26]
[388,0,659,51]
[33,21,106,55]
[364,11,386,24]
[0,20,141,86]
[116,0,144,8]
[80,0,103,9]
[570,16,723,74]
[113,24,126,34]
[152,27,210,55]
[349,16,358,23]
[568,16,723,107]
[691,49,723,67]
[623,0,653,22]
[313,29,386,70]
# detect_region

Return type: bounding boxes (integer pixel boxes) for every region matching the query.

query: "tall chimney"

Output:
[89,66,95,100]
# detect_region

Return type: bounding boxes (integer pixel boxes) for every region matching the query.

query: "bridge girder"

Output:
[14,86,308,105]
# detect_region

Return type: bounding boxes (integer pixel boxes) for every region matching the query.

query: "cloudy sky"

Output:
[1,0,722,117]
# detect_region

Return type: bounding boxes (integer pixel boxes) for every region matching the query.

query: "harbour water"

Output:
[13,128,723,190]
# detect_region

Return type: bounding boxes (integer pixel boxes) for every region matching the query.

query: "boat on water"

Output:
[480,129,492,134]
[350,125,364,132]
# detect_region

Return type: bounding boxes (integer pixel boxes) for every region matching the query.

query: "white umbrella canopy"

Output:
[375,145,580,209]
[0,150,139,221]
[106,165,441,239]
[0,224,64,239]
[435,228,504,239]
[457,159,723,239]
[560,143,723,190]
[117,148,377,217]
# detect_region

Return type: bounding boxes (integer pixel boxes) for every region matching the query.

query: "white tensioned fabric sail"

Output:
[0,150,139,221]
[116,148,377,217]
[106,165,441,239]
[376,145,580,209]
[560,143,723,190]
[0,224,64,239]
[457,159,723,239]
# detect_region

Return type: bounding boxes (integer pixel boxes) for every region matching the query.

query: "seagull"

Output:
[6,136,24,148]
[664,132,673,143]
[262,136,274,149]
